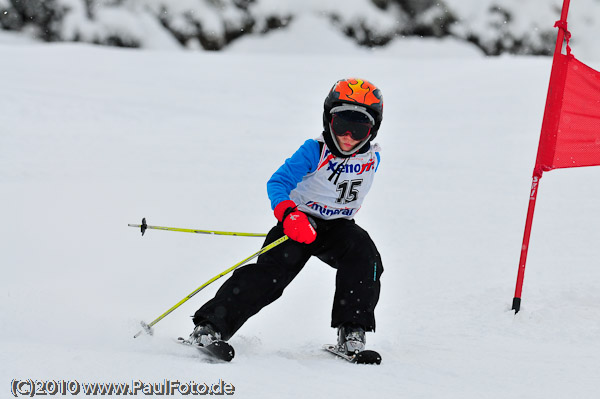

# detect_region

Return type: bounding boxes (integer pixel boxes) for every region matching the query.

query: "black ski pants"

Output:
[193,217,383,341]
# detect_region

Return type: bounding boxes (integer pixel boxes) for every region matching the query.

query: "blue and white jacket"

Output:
[267,135,381,220]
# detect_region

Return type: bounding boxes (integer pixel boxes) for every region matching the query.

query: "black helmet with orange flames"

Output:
[323,78,383,157]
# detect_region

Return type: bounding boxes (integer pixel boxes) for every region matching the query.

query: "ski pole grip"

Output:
[307,216,318,230]
[140,218,148,236]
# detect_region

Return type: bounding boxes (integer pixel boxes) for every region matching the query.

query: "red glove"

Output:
[274,200,317,244]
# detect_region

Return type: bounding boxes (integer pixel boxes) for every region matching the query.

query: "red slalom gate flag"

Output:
[512,0,600,313]
[536,55,600,171]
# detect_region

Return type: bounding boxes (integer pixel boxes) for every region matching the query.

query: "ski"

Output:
[323,344,382,365]
[177,337,235,362]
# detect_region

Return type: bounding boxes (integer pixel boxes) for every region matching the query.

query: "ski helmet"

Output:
[323,78,383,157]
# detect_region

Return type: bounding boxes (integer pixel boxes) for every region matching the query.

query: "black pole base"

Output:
[512,297,521,313]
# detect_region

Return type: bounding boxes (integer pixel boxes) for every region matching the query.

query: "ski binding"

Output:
[323,344,382,365]
[177,337,235,362]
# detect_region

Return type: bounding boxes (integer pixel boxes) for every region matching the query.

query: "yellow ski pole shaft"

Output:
[128,218,267,238]
[133,235,289,338]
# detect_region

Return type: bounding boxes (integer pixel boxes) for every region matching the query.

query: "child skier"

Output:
[190,78,384,358]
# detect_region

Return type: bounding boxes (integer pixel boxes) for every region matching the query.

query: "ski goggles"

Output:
[329,104,375,141]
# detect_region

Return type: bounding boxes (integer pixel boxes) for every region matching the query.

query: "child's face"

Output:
[335,134,362,152]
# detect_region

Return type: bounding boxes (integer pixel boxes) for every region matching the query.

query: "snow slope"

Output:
[2,32,600,399]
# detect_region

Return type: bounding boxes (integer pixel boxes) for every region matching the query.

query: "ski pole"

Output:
[133,234,289,338]
[128,218,267,237]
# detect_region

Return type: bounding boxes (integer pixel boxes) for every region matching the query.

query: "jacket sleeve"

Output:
[267,139,321,210]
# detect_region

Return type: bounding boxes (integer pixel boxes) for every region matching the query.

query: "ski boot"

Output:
[183,322,234,362]
[190,322,222,347]
[337,323,366,355]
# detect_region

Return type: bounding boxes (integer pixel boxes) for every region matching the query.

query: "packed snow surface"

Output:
[2,24,600,399]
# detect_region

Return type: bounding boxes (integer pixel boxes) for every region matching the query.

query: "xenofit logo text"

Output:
[326,159,375,175]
